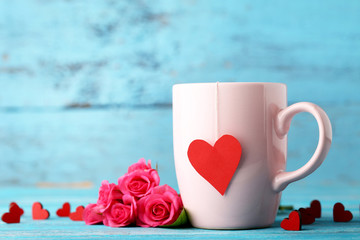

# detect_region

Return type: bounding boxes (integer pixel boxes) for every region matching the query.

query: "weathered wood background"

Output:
[0,0,359,189]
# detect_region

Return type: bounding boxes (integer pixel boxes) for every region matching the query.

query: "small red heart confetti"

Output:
[333,202,353,222]
[32,202,50,220]
[1,212,21,224]
[187,134,242,195]
[56,202,71,217]
[1,202,24,224]
[69,206,85,221]
[281,210,302,231]
[299,208,315,225]
[9,202,24,217]
[309,200,321,218]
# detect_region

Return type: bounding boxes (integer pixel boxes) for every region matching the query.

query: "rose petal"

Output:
[128,158,152,173]
[83,203,103,225]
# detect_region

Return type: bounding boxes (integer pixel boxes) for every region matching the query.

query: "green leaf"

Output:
[160,208,188,228]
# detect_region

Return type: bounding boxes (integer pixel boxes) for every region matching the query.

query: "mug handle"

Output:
[272,102,332,192]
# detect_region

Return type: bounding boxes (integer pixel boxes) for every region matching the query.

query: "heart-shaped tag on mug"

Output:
[187,134,242,195]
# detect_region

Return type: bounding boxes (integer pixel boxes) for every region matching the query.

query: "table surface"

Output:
[0,184,359,240]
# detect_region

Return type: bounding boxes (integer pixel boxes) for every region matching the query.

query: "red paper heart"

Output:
[309,200,321,218]
[69,206,85,221]
[1,212,21,224]
[1,202,23,224]
[299,208,315,225]
[56,202,71,217]
[281,210,302,231]
[9,202,24,216]
[333,203,353,222]
[187,134,242,195]
[32,202,50,220]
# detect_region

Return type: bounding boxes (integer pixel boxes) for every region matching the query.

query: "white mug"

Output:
[172,82,332,229]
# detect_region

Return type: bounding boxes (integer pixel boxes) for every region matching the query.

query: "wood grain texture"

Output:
[0,0,359,107]
[0,108,174,187]
[0,104,359,187]
[0,0,359,187]
[0,1,358,237]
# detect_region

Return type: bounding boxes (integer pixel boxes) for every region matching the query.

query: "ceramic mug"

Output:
[172,82,332,229]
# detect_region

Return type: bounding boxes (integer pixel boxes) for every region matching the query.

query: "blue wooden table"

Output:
[1,184,359,239]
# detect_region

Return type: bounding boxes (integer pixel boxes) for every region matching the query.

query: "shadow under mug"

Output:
[172,82,332,229]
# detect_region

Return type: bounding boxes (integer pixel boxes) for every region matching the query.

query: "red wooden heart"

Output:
[187,134,242,195]
[1,212,21,224]
[309,200,321,218]
[56,202,71,217]
[281,210,302,231]
[32,202,50,220]
[1,202,24,224]
[299,208,315,225]
[333,202,353,222]
[69,206,85,221]
[9,202,24,216]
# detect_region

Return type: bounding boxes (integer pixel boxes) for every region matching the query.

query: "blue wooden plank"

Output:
[0,108,176,187]
[0,103,360,187]
[0,0,359,107]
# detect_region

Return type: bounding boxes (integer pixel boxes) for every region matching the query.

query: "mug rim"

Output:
[173,82,286,88]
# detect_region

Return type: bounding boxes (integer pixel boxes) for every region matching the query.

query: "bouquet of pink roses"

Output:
[83,158,187,228]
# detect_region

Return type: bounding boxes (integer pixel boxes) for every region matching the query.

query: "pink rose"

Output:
[97,180,123,212]
[136,185,183,227]
[103,195,137,227]
[118,169,160,199]
[83,203,103,225]
[128,158,152,173]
